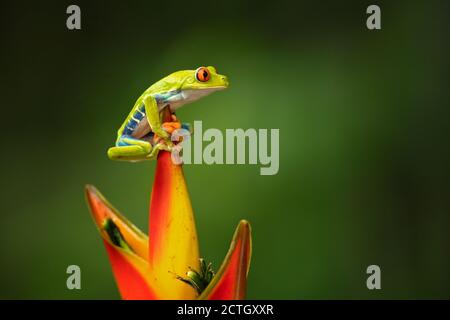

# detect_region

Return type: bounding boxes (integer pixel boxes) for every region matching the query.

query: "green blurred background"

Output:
[1,0,449,299]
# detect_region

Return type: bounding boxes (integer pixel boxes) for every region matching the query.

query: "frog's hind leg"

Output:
[107,135,153,161]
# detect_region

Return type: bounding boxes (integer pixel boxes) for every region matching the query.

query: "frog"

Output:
[107,66,229,161]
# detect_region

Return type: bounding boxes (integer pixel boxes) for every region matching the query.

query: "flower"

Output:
[85,150,252,300]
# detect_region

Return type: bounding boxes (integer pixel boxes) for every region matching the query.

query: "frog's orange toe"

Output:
[162,124,174,134]
[162,122,181,134]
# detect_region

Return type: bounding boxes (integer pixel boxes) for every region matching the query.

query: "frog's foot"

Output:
[169,114,193,134]
[152,134,174,152]
[107,136,152,161]
[145,141,171,159]
[152,115,181,148]
[162,121,182,134]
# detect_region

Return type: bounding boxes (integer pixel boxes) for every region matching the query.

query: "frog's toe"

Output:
[162,121,181,134]
[107,145,152,161]
[107,146,121,160]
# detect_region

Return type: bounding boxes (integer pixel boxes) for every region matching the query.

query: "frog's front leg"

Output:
[107,135,153,161]
[143,95,174,149]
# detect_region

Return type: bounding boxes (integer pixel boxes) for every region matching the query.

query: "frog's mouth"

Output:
[168,87,227,111]
[184,86,227,100]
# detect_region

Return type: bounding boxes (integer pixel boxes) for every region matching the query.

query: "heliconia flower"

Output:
[85,151,252,300]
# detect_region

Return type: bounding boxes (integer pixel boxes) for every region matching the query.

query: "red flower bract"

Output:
[86,124,252,299]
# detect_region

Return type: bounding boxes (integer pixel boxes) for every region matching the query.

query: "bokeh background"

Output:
[1,0,449,299]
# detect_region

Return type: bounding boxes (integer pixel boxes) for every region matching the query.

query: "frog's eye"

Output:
[195,67,210,82]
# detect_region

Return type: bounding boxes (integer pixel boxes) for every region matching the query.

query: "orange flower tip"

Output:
[85,184,100,204]
[85,184,149,260]
[84,184,107,222]
[239,219,250,228]
[198,220,252,300]
[238,219,251,234]
[236,219,252,270]
[85,186,127,249]
[85,184,95,194]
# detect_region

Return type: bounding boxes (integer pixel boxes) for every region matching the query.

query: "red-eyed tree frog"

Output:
[107,66,229,161]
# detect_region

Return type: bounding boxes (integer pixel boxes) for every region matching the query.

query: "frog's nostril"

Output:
[220,76,229,87]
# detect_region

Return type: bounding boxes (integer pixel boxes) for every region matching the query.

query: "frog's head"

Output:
[183,66,229,91]
[161,66,229,111]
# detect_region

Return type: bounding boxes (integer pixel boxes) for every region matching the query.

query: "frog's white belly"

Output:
[155,88,223,111]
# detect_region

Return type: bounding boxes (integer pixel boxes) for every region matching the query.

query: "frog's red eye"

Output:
[195,67,210,82]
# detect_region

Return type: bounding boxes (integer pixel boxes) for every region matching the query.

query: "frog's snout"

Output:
[220,75,229,88]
